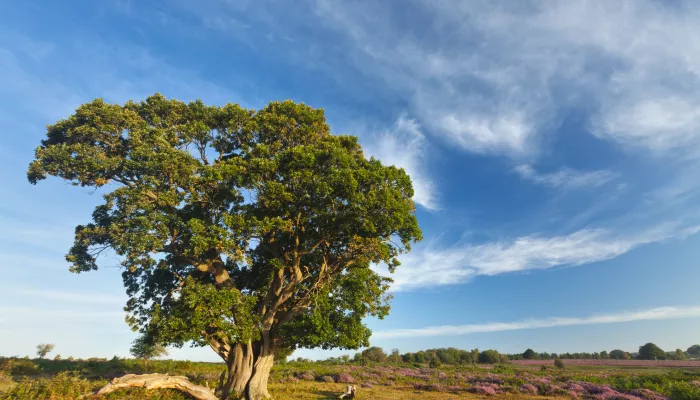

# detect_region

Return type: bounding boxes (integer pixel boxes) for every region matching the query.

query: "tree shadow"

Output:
[315,390,340,399]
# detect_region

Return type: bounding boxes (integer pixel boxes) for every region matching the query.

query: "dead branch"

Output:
[92,373,218,400]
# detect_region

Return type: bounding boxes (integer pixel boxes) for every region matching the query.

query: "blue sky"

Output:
[2,0,700,361]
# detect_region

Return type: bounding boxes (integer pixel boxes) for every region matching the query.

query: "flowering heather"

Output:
[437,372,448,380]
[629,389,669,400]
[468,373,503,384]
[519,383,538,394]
[278,376,299,384]
[467,383,500,395]
[320,375,335,383]
[335,372,355,383]
[295,371,315,381]
[532,376,552,385]
[563,381,586,392]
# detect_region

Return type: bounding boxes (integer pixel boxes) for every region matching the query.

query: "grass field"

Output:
[1,357,700,399]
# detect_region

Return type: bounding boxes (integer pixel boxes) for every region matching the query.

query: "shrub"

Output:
[522,349,538,360]
[467,383,500,395]
[428,360,442,368]
[320,375,335,383]
[10,359,40,376]
[478,350,501,364]
[296,371,315,381]
[664,381,700,400]
[336,372,356,383]
[520,383,538,394]
[361,347,387,363]
[491,364,513,374]
[554,358,565,369]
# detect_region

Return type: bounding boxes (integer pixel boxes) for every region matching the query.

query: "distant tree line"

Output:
[294,343,700,365]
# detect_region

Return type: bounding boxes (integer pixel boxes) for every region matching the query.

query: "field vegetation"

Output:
[2,343,700,400]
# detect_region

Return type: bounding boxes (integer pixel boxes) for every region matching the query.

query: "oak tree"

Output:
[36,343,55,359]
[28,94,421,399]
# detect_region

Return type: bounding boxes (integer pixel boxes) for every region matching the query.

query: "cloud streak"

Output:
[385,223,700,290]
[374,304,700,339]
[515,165,618,190]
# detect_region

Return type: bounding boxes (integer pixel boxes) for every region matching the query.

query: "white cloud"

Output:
[176,1,700,159]
[364,115,438,210]
[373,304,700,339]
[384,223,700,290]
[596,95,700,154]
[515,165,618,190]
[310,0,700,157]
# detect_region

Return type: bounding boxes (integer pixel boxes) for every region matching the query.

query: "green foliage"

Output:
[554,358,565,369]
[388,349,401,364]
[478,350,501,364]
[400,347,476,365]
[687,345,700,358]
[638,342,666,360]
[522,348,538,360]
[428,360,441,369]
[130,335,169,360]
[36,344,55,359]
[3,359,41,376]
[664,380,700,400]
[361,347,387,363]
[28,94,422,368]
[609,349,631,360]
[667,349,687,361]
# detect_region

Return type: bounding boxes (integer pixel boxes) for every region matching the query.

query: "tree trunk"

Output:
[218,340,274,400]
[245,351,274,400]
[219,342,254,400]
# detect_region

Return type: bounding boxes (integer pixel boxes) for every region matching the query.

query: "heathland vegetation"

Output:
[2,342,700,400]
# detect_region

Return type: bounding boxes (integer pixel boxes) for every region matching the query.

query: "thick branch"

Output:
[93,373,217,400]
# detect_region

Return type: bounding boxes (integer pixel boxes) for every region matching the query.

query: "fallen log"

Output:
[93,373,218,400]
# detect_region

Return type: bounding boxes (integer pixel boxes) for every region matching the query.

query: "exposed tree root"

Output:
[93,373,218,400]
[338,385,356,399]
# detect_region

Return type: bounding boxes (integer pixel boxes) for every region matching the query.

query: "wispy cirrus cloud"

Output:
[374,304,700,339]
[384,223,700,290]
[515,165,619,190]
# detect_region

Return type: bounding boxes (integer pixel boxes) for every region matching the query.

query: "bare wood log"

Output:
[338,385,356,399]
[93,373,218,400]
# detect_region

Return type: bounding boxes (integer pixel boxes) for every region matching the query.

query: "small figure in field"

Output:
[338,385,356,399]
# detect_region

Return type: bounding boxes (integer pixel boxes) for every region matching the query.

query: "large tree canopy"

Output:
[28,94,422,399]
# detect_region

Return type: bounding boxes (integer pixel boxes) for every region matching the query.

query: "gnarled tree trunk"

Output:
[217,339,275,400]
[219,342,254,399]
[245,350,274,400]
